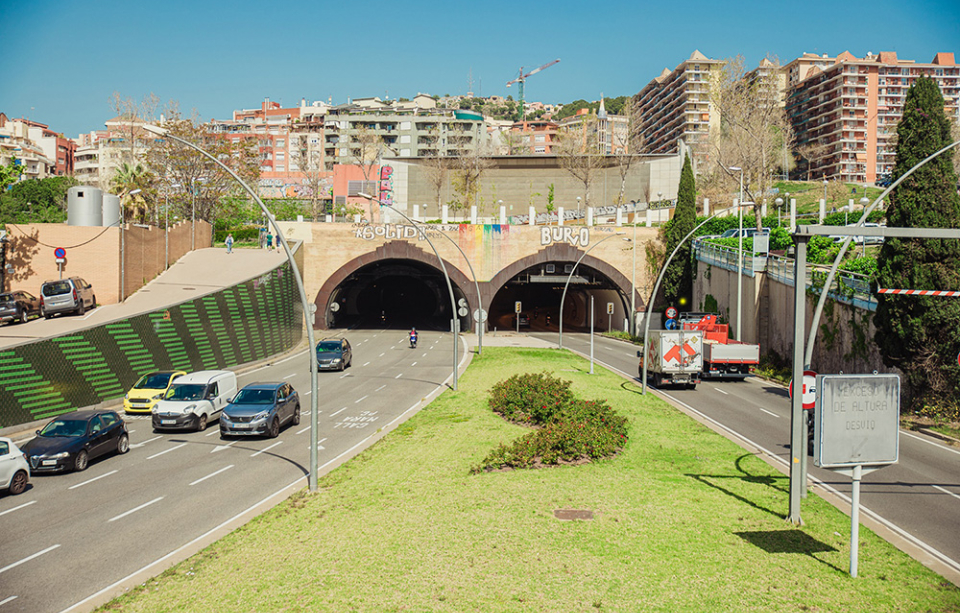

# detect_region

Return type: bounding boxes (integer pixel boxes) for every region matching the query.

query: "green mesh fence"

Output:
[0,262,303,429]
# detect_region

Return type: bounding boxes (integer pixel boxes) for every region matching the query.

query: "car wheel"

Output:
[42,308,51,320]
[268,417,280,439]
[9,470,28,495]
[74,450,89,472]
[197,414,208,432]
[292,404,301,426]
[76,300,85,316]
[91,295,97,309]
[117,433,130,455]
[17,308,27,324]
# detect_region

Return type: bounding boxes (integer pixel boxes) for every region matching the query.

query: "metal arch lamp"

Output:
[358,192,464,387]
[142,123,322,492]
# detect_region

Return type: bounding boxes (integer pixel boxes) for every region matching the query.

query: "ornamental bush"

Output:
[475,378,629,473]
[487,372,573,424]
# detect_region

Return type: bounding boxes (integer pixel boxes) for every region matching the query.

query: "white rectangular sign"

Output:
[814,374,899,468]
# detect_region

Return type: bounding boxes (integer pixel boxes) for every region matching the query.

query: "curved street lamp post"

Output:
[141,123,322,492]
[558,232,624,350]
[358,193,464,387]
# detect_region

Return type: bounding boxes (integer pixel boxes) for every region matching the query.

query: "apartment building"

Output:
[558,99,631,154]
[634,50,724,158]
[787,51,960,183]
[508,119,560,154]
[0,113,72,180]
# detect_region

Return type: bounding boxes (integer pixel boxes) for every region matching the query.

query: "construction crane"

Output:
[506,59,560,122]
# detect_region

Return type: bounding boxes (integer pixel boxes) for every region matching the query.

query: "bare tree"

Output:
[556,114,604,207]
[612,98,646,207]
[708,55,794,228]
[109,92,160,167]
[290,131,328,221]
[350,125,385,220]
[448,122,492,218]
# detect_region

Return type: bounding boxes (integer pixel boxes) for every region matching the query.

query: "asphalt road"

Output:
[532,330,960,583]
[0,329,463,613]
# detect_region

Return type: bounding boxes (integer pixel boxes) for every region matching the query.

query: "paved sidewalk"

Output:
[0,247,287,349]
[461,331,557,349]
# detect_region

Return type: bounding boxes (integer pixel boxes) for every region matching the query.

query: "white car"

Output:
[0,437,30,495]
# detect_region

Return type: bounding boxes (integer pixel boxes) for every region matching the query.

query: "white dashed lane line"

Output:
[330,407,348,417]
[130,435,162,449]
[147,443,186,460]
[712,387,729,395]
[933,485,960,502]
[283,373,296,379]
[0,501,36,518]
[68,470,118,490]
[212,441,237,453]
[0,596,16,606]
[355,395,368,403]
[109,498,163,522]
[190,466,234,486]
[363,362,371,367]
[252,442,283,457]
[0,544,60,575]
[395,373,402,379]
[375,385,386,392]
[759,408,779,418]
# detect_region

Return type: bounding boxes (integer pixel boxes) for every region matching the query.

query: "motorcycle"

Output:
[409,335,418,349]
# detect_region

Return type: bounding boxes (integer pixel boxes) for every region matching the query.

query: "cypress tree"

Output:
[661,154,698,309]
[873,76,960,408]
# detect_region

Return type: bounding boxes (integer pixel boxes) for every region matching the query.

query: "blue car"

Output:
[22,410,129,473]
[316,338,352,371]
[219,382,300,439]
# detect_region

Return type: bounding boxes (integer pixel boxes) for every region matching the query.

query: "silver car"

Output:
[40,277,96,319]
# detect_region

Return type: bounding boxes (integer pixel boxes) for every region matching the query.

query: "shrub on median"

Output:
[475,376,629,472]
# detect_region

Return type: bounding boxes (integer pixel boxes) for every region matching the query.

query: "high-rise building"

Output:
[634,50,724,158]
[786,51,959,183]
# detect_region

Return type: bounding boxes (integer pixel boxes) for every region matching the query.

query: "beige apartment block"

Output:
[634,50,724,160]
[787,50,959,184]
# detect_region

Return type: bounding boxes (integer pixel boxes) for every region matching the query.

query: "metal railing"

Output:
[696,243,877,311]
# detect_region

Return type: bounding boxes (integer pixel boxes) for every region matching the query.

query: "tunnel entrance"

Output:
[488,261,629,332]
[325,259,466,330]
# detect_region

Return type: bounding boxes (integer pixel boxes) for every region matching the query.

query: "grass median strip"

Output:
[100,348,960,612]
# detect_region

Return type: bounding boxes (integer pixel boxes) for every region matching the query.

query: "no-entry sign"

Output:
[54,247,66,259]
[789,370,818,410]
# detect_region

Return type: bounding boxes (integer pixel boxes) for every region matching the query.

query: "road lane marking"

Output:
[205,429,220,437]
[245,349,308,374]
[130,435,162,448]
[395,373,402,379]
[375,385,386,392]
[0,596,16,606]
[212,441,237,453]
[712,387,728,395]
[379,353,385,357]
[283,373,296,379]
[304,390,312,395]
[422,352,427,357]
[331,407,348,417]
[0,545,60,575]
[933,485,960,501]
[147,443,186,460]
[251,442,282,457]
[759,408,779,418]
[355,395,368,404]
[363,362,371,367]
[69,470,118,490]
[190,465,234,486]
[296,425,311,434]
[0,501,36,517]
[109,498,163,522]
[901,430,960,457]
[412,362,417,366]
[340,373,349,379]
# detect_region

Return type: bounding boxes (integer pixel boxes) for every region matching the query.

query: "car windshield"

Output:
[39,419,87,437]
[165,384,206,401]
[232,389,275,404]
[135,372,175,389]
[0,293,12,302]
[42,281,72,296]
[317,342,341,352]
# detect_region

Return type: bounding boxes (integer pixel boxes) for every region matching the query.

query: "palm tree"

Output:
[111,162,154,223]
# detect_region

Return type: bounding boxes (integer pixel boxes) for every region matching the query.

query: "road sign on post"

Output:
[666,306,678,320]
[515,301,522,313]
[789,370,817,410]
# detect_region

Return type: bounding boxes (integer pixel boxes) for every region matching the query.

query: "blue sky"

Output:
[2,0,958,137]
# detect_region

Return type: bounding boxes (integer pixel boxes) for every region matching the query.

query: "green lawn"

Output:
[100,348,960,612]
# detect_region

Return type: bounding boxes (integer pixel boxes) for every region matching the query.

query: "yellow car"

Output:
[123,370,187,414]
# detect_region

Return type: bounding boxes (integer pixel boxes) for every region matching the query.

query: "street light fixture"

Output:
[775,196,783,228]
[359,192,463,386]
[141,123,321,492]
[728,166,745,341]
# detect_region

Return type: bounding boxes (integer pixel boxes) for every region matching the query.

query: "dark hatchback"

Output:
[0,291,41,325]
[22,410,129,473]
[220,382,300,438]
[316,338,352,371]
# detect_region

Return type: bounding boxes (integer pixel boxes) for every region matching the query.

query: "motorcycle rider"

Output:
[409,327,418,348]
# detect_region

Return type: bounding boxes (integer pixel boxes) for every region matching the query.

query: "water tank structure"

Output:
[67,186,103,227]
[102,194,121,227]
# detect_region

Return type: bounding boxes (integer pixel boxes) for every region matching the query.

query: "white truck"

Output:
[638,329,704,389]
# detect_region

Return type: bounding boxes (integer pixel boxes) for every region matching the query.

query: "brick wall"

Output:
[4,221,212,304]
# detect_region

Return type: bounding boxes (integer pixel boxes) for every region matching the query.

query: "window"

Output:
[101,413,118,427]
[276,165,285,172]
[276,151,285,161]
[276,139,285,147]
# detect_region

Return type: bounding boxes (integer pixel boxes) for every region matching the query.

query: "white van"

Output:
[151,370,238,432]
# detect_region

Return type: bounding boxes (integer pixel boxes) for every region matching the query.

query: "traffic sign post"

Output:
[789,370,817,410]
[666,306,678,320]
[54,247,66,279]
[607,302,614,331]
